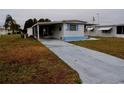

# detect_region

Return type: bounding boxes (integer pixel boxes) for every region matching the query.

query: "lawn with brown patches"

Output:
[0,35,80,84]
[71,37,124,60]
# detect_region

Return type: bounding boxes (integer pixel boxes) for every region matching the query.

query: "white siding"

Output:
[63,24,84,37]
[0,30,8,35]
[87,26,117,37]
[27,28,33,37]
[98,26,116,37]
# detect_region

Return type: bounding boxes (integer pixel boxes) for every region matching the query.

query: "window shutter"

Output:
[77,25,79,31]
[67,24,70,31]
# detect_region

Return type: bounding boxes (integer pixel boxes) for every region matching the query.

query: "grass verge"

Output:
[71,37,124,60]
[0,35,81,84]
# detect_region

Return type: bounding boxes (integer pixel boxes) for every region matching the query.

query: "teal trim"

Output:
[63,36,88,42]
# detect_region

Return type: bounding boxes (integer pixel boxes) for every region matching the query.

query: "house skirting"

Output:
[63,35,88,42]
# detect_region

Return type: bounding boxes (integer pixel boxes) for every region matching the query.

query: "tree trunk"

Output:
[12,29,14,34]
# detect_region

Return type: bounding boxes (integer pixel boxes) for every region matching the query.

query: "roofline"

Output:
[96,24,124,27]
[85,23,98,25]
[32,21,87,27]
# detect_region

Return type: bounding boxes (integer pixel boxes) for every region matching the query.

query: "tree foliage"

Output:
[44,18,51,22]
[4,14,20,34]
[4,15,13,29]
[38,18,51,22]
[24,19,34,30]
[23,18,51,32]
[38,18,44,22]
[33,18,37,24]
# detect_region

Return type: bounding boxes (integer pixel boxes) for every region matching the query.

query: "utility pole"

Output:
[93,16,95,24]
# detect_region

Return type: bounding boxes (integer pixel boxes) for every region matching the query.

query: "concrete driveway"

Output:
[39,39,124,84]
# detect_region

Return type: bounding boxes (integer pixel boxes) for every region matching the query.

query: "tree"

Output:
[38,18,44,22]
[38,18,51,22]
[4,15,13,30]
[33,18,37,24]
[23,18,51,32]
[24,19,34,30]
[15,24,20,31]
[44,18,51,22]
[4,14,20,34]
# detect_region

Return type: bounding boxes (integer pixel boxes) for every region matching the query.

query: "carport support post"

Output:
[37,25,40,40]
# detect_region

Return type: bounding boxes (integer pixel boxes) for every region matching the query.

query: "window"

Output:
[70,24,77,31]
[98,27,112,33]
[117,26,124,34]
[102,30,111,33]
[67,24,78,31]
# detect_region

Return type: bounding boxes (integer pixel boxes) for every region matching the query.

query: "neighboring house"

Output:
[28,20,88,41]
[27,27,33,37]
[86,24,124,38]
[0,27,8,35]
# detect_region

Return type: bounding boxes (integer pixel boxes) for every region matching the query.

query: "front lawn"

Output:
[0,35,80,84]
[71,37,124,59]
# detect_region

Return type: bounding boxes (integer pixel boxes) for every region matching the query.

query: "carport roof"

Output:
[32,20,87,27]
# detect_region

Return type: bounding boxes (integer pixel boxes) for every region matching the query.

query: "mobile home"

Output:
[86,24,124,38]
[28,20,88,41]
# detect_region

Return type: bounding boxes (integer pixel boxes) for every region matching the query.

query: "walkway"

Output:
[40,39,124,84]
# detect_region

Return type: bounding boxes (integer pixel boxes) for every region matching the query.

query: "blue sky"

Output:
[0,9,124,28]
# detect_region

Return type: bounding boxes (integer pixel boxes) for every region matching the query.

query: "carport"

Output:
[32,22,62,40]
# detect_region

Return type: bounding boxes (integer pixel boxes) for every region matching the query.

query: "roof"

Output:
[33,21,62,27]
[32,20,87,27]
[96,24,124,27]
[62,20,87,24]
[85,23,98,26]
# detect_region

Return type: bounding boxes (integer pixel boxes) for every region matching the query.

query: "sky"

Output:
[0,9,124,28]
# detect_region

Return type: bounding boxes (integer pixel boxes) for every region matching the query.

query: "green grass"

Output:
[0,35,80,84]
[71,37,124,60]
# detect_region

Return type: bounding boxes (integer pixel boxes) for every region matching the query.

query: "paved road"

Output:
[40,39,124,84]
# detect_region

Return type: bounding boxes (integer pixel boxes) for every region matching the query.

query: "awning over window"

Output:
[87,27,94,31]
[97,27,112,31]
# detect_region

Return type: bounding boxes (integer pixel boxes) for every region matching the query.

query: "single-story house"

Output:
[27,20,88,41]
[85,24,124,38]
[0,27,8,35]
